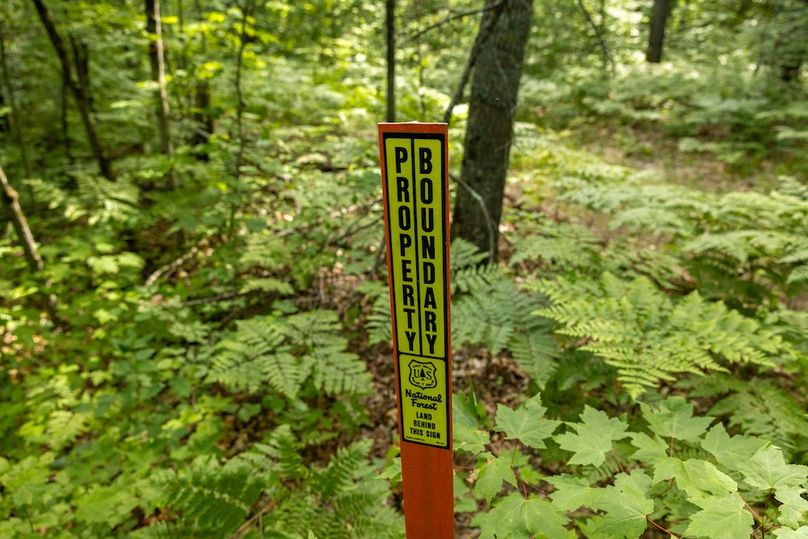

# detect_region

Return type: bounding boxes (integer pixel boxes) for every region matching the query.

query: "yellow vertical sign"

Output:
[381,128,450,448]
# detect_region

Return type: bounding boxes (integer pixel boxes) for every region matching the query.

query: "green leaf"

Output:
[776,487,808,528]
[739,446,808,491]
[701,424,767,472]
[774,527,808,539]
[685,494,754,539]
[653,458,737,498]
[554,406,630,466]
[473,493,570,539]
[453,393,489,455]
[75,485,138,526]
[588,471,654,539]
[473,454,518,502]
[548,475,596,512]
[629,433,668,465]
[641,397,712,442]
[495,394,561,449]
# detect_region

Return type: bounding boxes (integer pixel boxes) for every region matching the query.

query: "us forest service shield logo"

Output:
[408,359,437,390]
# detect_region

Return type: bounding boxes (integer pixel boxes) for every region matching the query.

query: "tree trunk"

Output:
[191,79,213,159]
[451,0,533,262]
[61,68,73,163]
[775,0,808,83]
[190,0,213,160]
[385,0,395,121]
[443,0,507,125]
[234,0,254,176]
[0,27,33,179]
[31,0,114,180]
[645,0,671,63]
[145,0,173,156]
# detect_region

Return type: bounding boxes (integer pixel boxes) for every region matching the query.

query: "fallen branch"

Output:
[145,237,207,287]
[0,166,61,323]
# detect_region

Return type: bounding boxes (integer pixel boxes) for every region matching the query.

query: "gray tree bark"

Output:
[451,0,533,262]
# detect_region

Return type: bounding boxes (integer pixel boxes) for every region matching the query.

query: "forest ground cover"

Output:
[1,1,807,537]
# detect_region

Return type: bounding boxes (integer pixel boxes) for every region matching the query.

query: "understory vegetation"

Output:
[1,0,807,537]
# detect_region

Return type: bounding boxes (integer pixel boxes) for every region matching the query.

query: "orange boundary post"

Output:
[378,122,454,538]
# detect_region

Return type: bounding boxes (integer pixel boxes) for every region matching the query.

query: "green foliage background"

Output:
[0,0,806,537]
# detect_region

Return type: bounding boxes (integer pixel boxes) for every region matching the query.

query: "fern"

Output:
[453,274,560,387]
[532,272,794,398]
[556,174,808,304]
[680,375,808,454]
[509,220,600,270]
[152,456,263,536]
[451,238,503,292]
[207,310,370,398]
[261,438,403,539]
[207,317,303,396]
[285,310,372,395]
[360,280,392,345]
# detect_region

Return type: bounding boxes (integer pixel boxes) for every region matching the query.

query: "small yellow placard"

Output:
[381,128,450,448]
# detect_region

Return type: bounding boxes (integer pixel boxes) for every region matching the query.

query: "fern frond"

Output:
[206,310,370,397]
[532,273,792,398]
[153,456,263,536]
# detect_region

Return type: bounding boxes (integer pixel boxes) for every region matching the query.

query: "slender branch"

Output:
[450,172,496,262]
[647,517,678,537]
[575,0,614,72]
[406,1,504,43]
[230,497,276,539]
[183,290,245,307]
[442,0,506,125]
[0,166,60,323]
[145,237,207,287]
[385,0,395,121]
[1,167,42,272]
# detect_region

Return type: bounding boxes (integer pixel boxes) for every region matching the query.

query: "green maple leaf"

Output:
[629,432,668,465]
[588,471,654,539]
[555,406,630,466]
[739,446,808,491]
[641,397,712,442]
[473,493,570,539]
[701,424,767,472]
[685,494,754,539]
[548,475,596,512]
[474,453,517,502]
[776,487,808,528]
[495,394,561,449]
[774,527,808,539]
[453,394,489,455]
[653,458,737,498]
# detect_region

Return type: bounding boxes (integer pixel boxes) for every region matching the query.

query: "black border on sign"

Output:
[382,132,450,450]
